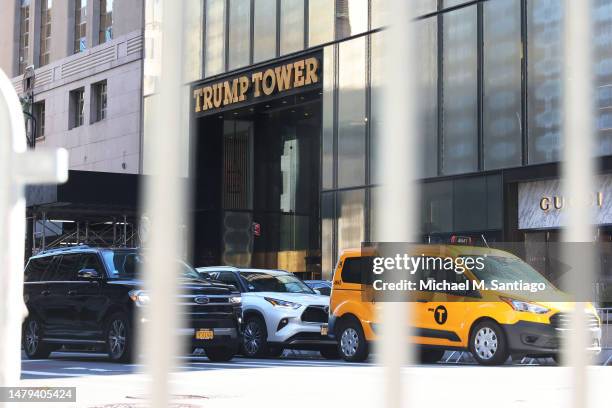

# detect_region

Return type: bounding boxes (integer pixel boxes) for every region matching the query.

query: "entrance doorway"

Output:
[192,91,322,278]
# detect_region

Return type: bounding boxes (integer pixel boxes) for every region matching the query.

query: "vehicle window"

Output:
[55,254,81,281]
[101,250,142,279]
[24,256,53,282]
[468,255,552,287]
[217,272,241,290]
[79,253,105,276]
[102,250,199,280]
[317,286,331,296]
[240,272,315,294]
[341,257,374,284]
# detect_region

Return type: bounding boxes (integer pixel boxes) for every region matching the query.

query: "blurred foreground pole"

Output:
[376,0,419,407]
[141,1,186,407]
[0,70,67,402]
[562,1,595,407]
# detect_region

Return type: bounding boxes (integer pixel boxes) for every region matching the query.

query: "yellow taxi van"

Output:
[328,245,602,365]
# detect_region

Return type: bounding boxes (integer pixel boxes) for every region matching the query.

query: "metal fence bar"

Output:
[0,68,67,406]
[377,0,420,407]
[562,0,596,407]
[140,1,187,407]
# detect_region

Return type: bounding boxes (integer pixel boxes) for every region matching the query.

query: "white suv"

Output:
[201,267,338,359]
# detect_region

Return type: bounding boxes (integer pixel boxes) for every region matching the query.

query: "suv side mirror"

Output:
[78,268,102,280]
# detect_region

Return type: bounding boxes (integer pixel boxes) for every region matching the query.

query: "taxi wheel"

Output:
[337,319,369,362]
[419,348,445,364]
[469,320,508,366]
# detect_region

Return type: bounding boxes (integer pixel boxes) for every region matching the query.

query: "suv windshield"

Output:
[240,272,314,294]
[468,255,553,287]
[102,250,200,280]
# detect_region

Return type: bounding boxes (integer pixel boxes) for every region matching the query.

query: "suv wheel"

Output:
[23,317,52,359]
[242,316,268,358]
[205,347,236,362]
[106,313,132,363]
[469,320,508,366]
[337,319,369,362]
[419,348,445,364]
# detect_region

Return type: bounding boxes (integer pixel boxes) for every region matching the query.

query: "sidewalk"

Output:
[14,365,612,408]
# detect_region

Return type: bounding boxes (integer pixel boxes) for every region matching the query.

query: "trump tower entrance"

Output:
[190,53,323,278]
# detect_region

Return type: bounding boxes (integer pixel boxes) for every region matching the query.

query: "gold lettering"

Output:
[598,191,603,207]
[304,57,319,85]
[238,76,249,101]
[275,64,294,92]
[252,72,264,97]
[553,196,564,210]
[293,60,305,87]
[223,79,240,105]
[540,197,550,212]
[262,68,276,96]
[203,87,213,110]
[212,83,223,108]
[193,88,203,113]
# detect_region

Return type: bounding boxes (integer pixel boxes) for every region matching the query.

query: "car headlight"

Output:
[129,290,150,307]
[229,295,242,304]
[264,297,301,309]
[501,297,549,314]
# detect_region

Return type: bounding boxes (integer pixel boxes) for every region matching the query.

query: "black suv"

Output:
[22,246,242,362]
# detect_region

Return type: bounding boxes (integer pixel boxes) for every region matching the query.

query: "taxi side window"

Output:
[341,257,374,284]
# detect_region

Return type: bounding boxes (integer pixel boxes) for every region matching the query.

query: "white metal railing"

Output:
[0,68,67,406]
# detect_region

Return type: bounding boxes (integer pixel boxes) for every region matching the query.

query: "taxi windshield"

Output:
[468,255,553,286]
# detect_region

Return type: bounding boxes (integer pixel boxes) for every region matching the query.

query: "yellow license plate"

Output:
[195,329,214,340]
[320,324,328,336]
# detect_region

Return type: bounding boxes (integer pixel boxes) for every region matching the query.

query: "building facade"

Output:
[0,0,144,173]
[179,0,612,280]
[0,0,144,255]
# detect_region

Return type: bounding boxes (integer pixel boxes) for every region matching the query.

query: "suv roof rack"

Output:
[37,245,92,255]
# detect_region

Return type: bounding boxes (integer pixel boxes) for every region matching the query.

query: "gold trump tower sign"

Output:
[192,56,321,115]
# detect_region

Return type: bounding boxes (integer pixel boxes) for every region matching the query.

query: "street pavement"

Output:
[14,351,612,408]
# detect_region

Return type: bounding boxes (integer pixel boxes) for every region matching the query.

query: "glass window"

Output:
[309,0,334,47]
[372,0,436,28]
[594,0,612,155]
[99,0,113,44]
[337,189,365,255]
[483,0,522,170]
[74,0,87,53]
[228,0,251,70]
[280,0,304,55]
[338,36,366,188]
[39,0,51,66]
[70,88,85,129]
[422,180,453,234]
[336,0,368,40]
[253,0,277,62]
[370,32,383,185]
[321,192,334,279]
[443,0,472,8]
[453,177,487,232]
[33,101,45,139]
[441,6,478,175]
[527,0,563,164]
[205,0,226,77]
[416,17,438,177]
[92,81,107,123]
[322,45,335,190]
[19,0,30,74]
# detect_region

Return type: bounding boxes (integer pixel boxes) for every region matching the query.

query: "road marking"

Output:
[21,370,85,377]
